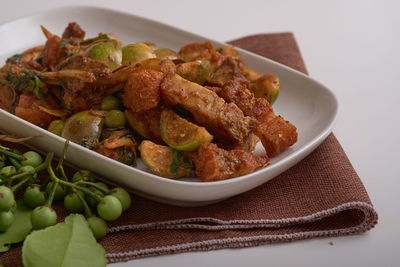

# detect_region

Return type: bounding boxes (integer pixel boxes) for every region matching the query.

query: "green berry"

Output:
[46,182,66,201]
[31,206,57,230]
[101,95,122,111]
[104,110,126,128]
[0,210,15,232]
[110,187,131,211]
[21,151,42,168]
[97,195,122,221]
[0,166,16,177]
[72,170,95,183]
[64,192,85,213]
[23,184,46,209]
[0,186,15,212]
[87,216,108,240]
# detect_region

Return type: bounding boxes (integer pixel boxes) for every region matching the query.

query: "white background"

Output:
[1,0,399,266]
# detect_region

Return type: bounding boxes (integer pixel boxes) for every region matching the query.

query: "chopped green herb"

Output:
[60,40,71,49]
[6,54,23,64]
[170,150,193,175]
[81,136,98,150]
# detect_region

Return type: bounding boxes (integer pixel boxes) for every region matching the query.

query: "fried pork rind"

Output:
[220,78,297,157]
[160,73,255,148]
[193,143,268,182]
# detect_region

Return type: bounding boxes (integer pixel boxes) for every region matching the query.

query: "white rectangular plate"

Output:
[0,6,338,206]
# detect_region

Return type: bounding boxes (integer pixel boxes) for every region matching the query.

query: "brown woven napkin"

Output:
[0,33,377,266]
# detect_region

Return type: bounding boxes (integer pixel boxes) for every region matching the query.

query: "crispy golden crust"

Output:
[220,78,297,157]
[160,73,254,148]
[123,69,164,112]
[193,143,268,182]
[15,92,59,128]
[42,35,66,70]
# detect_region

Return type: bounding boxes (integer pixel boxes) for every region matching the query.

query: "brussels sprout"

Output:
[61,111,104,147]
[154,48,182,62]
[250,74,280,105]
[160,109,213,151]
[139,140,193,178]
[125,110,151,139]
[85,40,122,71]
[217,45,239,57]
[240,65,262,82]
[176,60,211,85]
[121,43,156,66]
[48,120,65,136]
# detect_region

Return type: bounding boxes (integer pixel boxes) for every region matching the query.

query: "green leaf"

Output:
[22,214,107,267]
[6,53,23,64]
[0,200,32,252]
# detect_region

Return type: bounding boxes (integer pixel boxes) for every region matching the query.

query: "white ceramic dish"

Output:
[0,6,338,206]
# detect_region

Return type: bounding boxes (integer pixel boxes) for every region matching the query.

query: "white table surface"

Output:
[1,0,399,266]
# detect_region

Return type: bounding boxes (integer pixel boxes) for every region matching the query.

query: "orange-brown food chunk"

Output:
[123,69,164,112]
[62,22,85,40]
[193,143,268,182]
[42,35,66,70]
[220,78,297,157]
[15,92,59,128]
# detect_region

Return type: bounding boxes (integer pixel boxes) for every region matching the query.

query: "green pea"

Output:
[101,95,122,111]
[48,120,65,136]
[104,110,126,128]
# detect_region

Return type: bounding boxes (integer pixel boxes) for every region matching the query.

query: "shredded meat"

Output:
[42,35,66,70]
[62,22,85,40]
[123,69,163,112]
[220,78,298,157]
[193,143,268,182]
[15,92,59,128]
[160,73,255,148]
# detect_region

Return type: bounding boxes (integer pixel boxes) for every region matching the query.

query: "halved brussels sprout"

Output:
[139,140,193,178]
[85,40,122,71]
[250,74,280,105]
[125,110,151,139]
[217,45,238,57]
[121,43,156,66]
[160,109,213,151]
[240,65,262,82]
[61,111,104,148]
[154,48,182,62]
[176,60,211,85]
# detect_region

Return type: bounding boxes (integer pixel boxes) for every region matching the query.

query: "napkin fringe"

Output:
[106,201,378,262]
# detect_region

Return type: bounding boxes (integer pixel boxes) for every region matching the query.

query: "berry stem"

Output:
[76,181,110,194]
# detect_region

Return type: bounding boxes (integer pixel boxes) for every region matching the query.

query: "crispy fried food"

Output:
[0,83,15,112]
[42,35,66,70]
[62,22,85,40]
[179,41,223,68]
[220,78,297,157]
[15,92,59,128]
[160,73,255,148]
[207,56,244,87]
[193,143,268,182]
[123,69,164,112]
